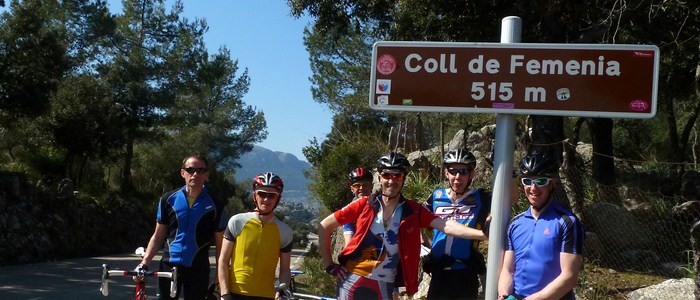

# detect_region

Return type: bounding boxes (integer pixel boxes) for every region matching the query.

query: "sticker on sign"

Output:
[369,41,659,119]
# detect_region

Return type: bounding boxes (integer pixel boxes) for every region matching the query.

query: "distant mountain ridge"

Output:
[234,146,311,202]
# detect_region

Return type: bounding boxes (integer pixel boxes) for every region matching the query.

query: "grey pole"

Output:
[484,16,521,300]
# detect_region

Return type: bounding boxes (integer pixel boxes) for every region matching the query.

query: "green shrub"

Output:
[301,244,337,297]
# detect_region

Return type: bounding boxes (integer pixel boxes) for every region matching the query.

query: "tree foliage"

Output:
[292,0,700,208]
[0,0,267,205]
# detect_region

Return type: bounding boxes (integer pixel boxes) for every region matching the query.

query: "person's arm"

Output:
[318,214,342,269]
[497,250,515,299]
[217,238,235,296]
[140,222,167,266]
[430,218,487,240]
[524,253,582,300]
[318,213,349,282]
[278,251,292,286]
[421,230,432,247]
[213,230,224,283]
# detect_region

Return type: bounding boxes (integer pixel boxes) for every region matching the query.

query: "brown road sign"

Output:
[370,41,659,118]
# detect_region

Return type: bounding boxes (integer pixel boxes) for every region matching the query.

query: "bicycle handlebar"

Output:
[100,264,178,297]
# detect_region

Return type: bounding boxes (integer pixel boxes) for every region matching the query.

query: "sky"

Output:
[107,0,332,161]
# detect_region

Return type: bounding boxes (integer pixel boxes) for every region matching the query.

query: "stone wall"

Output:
[0,172,152,266]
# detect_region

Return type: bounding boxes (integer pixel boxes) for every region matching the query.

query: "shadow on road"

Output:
[0,235,317,300]
[0,253,158,299]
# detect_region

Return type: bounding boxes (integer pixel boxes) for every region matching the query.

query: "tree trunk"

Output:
[529,115,564,163]
[590,118,621,205]
[121,127,135,195]
[530,115,569,207]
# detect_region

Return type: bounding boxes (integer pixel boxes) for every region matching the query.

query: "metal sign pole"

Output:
[484,16,521,300]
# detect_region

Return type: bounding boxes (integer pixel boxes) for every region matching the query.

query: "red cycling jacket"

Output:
[334,194,437,296]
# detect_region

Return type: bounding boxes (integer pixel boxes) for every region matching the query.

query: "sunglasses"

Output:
[351,182,371,189]
[255,190,280,199]
[182,167,208,174]
[380,173,404,180]
[447,168,473,176]
[520,177,553,187]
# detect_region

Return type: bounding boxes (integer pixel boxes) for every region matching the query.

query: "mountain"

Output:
[234,145,311,202]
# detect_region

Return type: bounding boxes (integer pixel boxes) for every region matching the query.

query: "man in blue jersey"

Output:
[425,148,491,300]
[137,154,228,300]
[498,152,584,300]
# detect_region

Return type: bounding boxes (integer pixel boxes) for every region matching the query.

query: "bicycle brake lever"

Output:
[169,267,178,298]
[100,264,109,296]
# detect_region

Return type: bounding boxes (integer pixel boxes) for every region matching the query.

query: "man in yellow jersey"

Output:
[218,172,293,300]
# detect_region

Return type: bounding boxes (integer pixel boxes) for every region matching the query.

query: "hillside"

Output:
[234,146,311,203]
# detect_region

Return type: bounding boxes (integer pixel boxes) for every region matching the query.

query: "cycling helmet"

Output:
[443,148,476,167]
[252,172,284,193]
[376,152,411,174]
[348,167,373,184]
[519,152,558,177]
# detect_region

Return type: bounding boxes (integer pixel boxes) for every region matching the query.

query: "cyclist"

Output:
[218,172,293,300]
[498,152,584,300]
[342,167,374,247]
[318,152,489,300]
[137,154,227,300]
[424,148,491,300]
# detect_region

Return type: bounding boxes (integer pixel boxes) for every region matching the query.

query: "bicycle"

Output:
[277,270,336,300]
[100,247,178,300]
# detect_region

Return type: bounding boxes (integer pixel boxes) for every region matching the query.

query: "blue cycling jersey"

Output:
[426,188,491,269]
[506,200,584,299]
[157,185,227,268]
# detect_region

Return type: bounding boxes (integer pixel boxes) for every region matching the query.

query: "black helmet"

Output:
[348,167,373,184]
[519,152,558,177]
[377,152,411,174]
[252,172,284,193]
[443,148,476,167]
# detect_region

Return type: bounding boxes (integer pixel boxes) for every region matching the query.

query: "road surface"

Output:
[0,235,317,300]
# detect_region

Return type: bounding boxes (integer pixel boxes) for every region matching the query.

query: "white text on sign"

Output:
[405,54,622,76]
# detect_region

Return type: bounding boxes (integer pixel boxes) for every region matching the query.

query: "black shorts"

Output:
[158,261,210,300]
[426,267,480,300]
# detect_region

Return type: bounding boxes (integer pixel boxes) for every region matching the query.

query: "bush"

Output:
[301,243,337,297]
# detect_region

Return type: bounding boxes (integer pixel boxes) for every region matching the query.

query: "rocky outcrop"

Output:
[627,278,694,300]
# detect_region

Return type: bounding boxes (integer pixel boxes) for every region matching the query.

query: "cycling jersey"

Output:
[506,200,584,299]
[334,194,437,296]
[157,185,227,268]
[342,196,361,236]
[425,188,490,300]
[224,212,293,298]
[426,188,491,269]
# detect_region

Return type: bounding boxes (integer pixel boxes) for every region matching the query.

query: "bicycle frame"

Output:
[100,263,178,299]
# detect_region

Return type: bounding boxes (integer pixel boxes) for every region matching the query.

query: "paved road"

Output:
[0,240,315,300]
[0,250,156,299]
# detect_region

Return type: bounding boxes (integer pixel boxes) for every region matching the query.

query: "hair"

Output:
[181,154,209,168]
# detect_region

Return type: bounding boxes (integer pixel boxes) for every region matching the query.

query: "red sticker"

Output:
[629,100,649,112]
[377,54,397,75]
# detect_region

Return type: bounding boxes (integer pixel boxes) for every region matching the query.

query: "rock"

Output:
[627,278,693,300]
[583,232,604,261]
[585,202,655,251]
[672,201,700,222]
